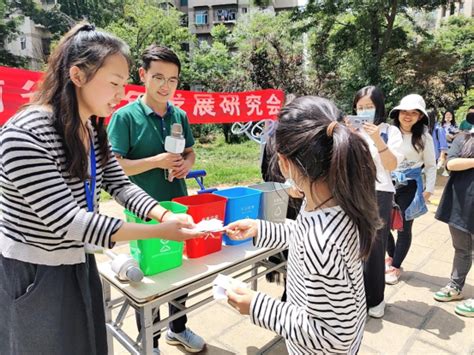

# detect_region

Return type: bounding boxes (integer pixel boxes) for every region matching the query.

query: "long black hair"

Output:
[274,96,381,260]
[441,110,457,128]
[352,86,386,125]
[393,111,427,153]
[30,22,131,180]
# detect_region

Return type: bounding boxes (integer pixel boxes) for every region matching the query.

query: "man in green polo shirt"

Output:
[108,45,205,354]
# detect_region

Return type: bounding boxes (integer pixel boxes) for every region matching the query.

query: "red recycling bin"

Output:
[172,193,227,258]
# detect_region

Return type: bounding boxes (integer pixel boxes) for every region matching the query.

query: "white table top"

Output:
[99,243,283,304]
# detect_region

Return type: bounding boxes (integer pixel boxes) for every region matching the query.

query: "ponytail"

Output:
[327,123,382,259]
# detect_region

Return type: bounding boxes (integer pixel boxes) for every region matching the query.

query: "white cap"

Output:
[389,94,429,121]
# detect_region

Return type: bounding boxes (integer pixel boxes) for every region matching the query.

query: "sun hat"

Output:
[389,94,429,123]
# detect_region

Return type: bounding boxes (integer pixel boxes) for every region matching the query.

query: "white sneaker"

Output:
[385,267,401,285]
[368,301,385,318]
[152,348,161,355]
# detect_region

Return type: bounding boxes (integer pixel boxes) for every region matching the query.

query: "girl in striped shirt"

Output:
[0,23,203,354]
[226,96,381,354]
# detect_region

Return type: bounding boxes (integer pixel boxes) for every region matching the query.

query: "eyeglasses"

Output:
[151,74,179,88]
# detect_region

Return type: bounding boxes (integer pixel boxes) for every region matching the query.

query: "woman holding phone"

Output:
[350,86,404,318]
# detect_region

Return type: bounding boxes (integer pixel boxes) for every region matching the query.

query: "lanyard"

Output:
[84,138,96,212]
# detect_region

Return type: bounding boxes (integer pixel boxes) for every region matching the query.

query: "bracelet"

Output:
[378,147,389,154]
[159,210,170,223]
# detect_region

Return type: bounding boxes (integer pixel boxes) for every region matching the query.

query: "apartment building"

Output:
[184,0,298,42]
[4,0,56,70]
[437,0,473,25]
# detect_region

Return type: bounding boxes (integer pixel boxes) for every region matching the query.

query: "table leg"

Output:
[102,279,114,355]
[251,263,258,290]
[140,304,155,355]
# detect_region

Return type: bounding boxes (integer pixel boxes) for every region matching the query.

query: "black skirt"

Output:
[0,254,107,355]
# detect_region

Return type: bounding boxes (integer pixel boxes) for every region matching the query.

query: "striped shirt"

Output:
[0,107,158,266]
[251,205,366,354]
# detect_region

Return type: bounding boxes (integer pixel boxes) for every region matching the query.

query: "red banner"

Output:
[0,66,284,125]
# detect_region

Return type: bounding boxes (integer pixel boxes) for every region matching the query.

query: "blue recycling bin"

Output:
[213,187,262,245]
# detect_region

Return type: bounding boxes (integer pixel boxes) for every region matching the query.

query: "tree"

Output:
[0,0,26,67]
[105,0,194,84]
[296,0,451,109]
[56,0,125,29]
[188,24,248,92]
[435,16,474,96]
[188,25,250,143]
[233,11,313,95]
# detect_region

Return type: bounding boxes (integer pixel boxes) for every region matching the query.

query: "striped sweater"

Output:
[0,108,158,266]
[251,206,366,354]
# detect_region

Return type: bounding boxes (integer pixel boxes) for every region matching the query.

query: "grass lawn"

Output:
[100,134,263,201]
[188,134,262,189]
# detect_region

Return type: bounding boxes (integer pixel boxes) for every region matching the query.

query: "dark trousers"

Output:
[448,226,473,291]
[364,190,393,308]
[135,295,187,348]
[387,180,417,269]
[0,254,107,355]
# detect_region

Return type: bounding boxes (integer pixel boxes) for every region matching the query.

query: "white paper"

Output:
[195,218,225,233]
[212,274,247,301]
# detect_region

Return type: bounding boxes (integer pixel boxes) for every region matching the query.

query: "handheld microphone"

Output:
[164,123,186,182]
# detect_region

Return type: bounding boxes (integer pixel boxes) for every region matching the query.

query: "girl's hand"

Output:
[225,219,258,240]
[423,191,432,203]
[226,286,257,315]
[363,122,380,140]
[159,220,204,241]
[163,212,195,225]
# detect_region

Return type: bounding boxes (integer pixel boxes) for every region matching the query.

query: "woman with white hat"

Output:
[385,94,436,285]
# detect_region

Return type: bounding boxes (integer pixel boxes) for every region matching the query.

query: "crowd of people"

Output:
[0,23,472,355]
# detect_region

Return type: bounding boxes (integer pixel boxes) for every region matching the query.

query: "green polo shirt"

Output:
[107,98,195,201]
[459,119,472,132]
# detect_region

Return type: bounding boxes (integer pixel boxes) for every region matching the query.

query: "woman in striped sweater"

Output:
[226,96,382,354]
[0,23,203,354]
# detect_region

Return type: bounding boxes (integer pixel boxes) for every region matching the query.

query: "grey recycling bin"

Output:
[248,182,289,223]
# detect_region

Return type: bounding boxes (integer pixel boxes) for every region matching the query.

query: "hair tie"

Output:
[78,24,95,33]
[327,121,337,137]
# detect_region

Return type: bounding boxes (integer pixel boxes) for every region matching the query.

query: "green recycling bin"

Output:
[125,201,187,276]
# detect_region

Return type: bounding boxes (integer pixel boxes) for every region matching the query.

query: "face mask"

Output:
[357,108,376,120]
[283,164,304,194]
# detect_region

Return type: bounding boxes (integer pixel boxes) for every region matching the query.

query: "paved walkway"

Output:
[97,178,473,355]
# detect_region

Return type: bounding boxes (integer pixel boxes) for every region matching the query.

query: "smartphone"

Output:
[346,115,373,129]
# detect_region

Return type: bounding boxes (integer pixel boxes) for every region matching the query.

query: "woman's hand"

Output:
[423,191,432,203]
[163,212,195,225]
[225,219,258,240]
[363,122,380,141]
[226,287,257,315]
[158,220,205,241]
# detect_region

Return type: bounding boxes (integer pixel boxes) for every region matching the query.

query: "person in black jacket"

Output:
[433,113,474,318]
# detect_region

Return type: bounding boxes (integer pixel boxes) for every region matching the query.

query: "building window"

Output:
[195,10,208,25]
[42,38,51,57]
[180,14,189,27]
[180,0,188,6]
[449,2,455,15]
[242,7,248,13]
[215,8,237,22]
[20,36,26,50]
